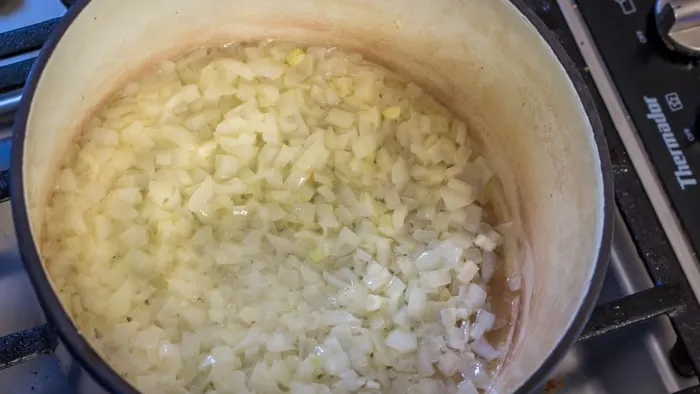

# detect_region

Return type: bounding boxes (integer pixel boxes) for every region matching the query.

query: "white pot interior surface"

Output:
[18,0,607,392]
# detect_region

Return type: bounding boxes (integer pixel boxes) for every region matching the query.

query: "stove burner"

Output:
[0,1,699,392]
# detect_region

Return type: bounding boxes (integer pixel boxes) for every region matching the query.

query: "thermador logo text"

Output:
[644,96,697,190]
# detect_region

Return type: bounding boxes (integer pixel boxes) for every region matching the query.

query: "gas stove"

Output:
[2,1,700,393]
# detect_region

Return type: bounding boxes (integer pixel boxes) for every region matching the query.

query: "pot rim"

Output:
[9,1,613,393]
[504,1,613,392]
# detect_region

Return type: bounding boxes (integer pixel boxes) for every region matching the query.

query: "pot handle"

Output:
[0,324,58,370]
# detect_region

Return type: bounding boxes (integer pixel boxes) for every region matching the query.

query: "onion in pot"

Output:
[42,40,517,394]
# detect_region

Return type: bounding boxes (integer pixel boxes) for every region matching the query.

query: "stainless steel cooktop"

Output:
[1,0,700,393]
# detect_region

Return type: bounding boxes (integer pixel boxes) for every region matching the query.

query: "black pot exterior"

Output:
[9,1,613,393]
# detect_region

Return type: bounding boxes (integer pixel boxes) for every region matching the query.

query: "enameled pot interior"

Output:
[15,0,608,392]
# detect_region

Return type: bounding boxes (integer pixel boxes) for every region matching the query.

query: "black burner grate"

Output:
[1,1,700,393]
[0,19,60,59]
[0,59,34,95]
[0,20,60,94]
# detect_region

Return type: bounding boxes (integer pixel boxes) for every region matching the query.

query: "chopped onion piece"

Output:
[363,262,392,292]
[465,283,488,309]
[385,329,418,353]
[407,288,427,318]
[457,260,480,284]
[326,108,356,129]
[414,250,442,271]
[423,269,452,288]
[470,310,496,341]
[470,337,499,361]
[186,176,214,213]
[457,380,479,394]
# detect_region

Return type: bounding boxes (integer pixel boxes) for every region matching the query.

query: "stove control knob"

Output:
[656,0,700,56]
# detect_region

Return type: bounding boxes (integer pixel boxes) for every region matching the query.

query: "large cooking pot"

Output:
[4,0,613,392]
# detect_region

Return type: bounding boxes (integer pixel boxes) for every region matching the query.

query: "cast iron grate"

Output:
[0,20,60,94]
[0,19,60,59]
[1,1,699,392]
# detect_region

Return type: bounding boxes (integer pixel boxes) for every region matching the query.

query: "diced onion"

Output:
[42,40,513,394]
[386,329,418,353]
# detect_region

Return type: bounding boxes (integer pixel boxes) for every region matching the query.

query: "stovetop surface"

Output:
[1,0,700,393]
[573,0,700,301]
